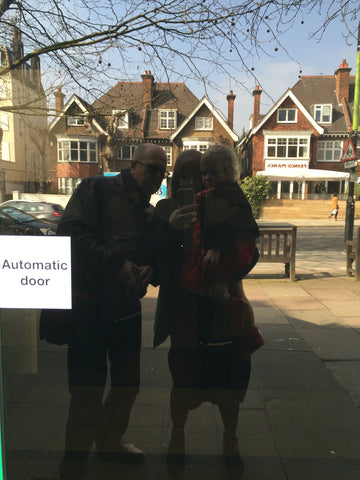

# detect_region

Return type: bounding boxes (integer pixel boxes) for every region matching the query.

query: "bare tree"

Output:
[0,0,358,111]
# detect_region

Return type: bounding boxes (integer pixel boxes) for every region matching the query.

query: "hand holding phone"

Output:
[177,188,195,208]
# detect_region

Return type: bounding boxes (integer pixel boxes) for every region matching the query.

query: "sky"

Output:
[188,14,358,135]
[43,3,358,136]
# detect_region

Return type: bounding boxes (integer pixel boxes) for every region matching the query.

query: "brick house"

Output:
[49,71,239,194]
[242,60,355,199]
[48,91,105,194]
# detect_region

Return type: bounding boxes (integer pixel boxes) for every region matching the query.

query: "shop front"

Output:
[256,160,350,199]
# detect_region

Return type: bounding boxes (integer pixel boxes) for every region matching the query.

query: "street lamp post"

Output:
[344,134,357,243]
[344,21,360,243]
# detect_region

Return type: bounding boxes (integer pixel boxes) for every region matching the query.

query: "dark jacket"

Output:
[57,169,154,322]
[197,181,259,251]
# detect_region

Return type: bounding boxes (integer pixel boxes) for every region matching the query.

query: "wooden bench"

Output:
[257,223,297,281]
[346,226,360,280]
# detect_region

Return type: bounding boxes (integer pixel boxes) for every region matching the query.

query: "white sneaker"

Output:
[97,440,145,462]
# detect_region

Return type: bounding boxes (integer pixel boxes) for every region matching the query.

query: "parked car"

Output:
[0,206,57,235]
[0,210,30,235]
[1,200,64,223]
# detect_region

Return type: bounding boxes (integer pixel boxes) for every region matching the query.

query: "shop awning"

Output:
[256,169,350,182]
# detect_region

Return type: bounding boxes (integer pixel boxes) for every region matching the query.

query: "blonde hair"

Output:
[200,145,238,181]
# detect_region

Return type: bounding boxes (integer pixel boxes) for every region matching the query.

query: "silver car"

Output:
[1,200,64,223]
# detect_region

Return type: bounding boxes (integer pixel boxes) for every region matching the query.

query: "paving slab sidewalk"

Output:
[4,275,360,480]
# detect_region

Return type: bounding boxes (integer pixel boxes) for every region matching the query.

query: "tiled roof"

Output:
[92,81,199,141]
[291,75,355,134]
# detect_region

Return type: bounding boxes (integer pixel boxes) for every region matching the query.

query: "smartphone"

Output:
[177,188,195,208]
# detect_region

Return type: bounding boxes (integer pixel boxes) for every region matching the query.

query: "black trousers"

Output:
[61,312,141,470]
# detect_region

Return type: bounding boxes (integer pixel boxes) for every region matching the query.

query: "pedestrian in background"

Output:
[329,193,339,221]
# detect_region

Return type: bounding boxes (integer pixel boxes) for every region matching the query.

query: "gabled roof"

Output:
[49,94,106,134]
[92,81,199,140]
[169,96,239,141]
[251,89,324,136]
[291,75,355,133]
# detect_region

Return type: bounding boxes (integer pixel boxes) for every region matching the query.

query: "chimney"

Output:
[30,55,41,89]
[54,87,65,113]
[252,85,262,128]
[226,90,236,130]
[141,70,154,109]
[335,59,351,102]
[12,26,24,62]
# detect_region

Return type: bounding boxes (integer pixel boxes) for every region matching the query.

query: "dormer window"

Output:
[314,104,332,123]
[67,115,85,126]
[112,110,129,129]
[159,110,177,129]
[277,108,297,123]
[195,116,213,130]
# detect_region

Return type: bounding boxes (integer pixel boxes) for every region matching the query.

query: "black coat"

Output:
[57,169,154,323]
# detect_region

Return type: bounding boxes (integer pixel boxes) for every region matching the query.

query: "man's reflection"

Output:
[56,144,167,480]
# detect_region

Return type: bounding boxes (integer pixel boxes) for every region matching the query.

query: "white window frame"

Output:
[58,177,82,195]
[163,146,172,166]
[112,109,129,129]
[264,133,310,160]
[57,138,98,163]
[0,142,10,161]
[277,108,297,123]
[117,145,136,160]
[314,104,332,123]
[183,142,210,153]
[195,116,213,131]
[0,115,9,131]
[317,140,343,162]
[159,110,177,130]
[67,115,85,126]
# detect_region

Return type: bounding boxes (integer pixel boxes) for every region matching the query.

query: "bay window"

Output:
[58,139,97,163]
[183,142,209,152]
[58,177,82,195]
[266,136,309,159]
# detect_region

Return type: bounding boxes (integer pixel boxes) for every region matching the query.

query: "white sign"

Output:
[344,159,358,169]
[265,160,309,170]
[0,236,71,309]
[150,179,168,206]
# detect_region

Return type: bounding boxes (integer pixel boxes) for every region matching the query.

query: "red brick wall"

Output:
[57,163,99,178]
[251,98,318,174]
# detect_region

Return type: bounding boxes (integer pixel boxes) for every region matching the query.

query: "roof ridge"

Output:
[300,75,356,79]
